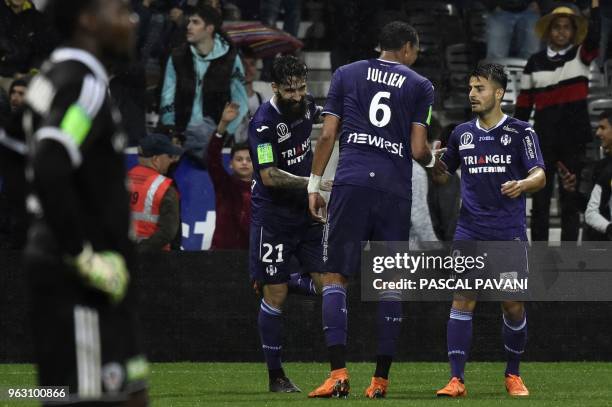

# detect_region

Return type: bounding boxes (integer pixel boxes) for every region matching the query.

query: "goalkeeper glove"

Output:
[72,243,129,304]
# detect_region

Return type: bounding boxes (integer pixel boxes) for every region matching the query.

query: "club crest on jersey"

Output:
[459,132,475,150]
[277,123,291,143]
[266,265,278,276]
[501,134,512,146]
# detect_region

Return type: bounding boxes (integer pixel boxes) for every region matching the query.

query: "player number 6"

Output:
[369,91,392,128]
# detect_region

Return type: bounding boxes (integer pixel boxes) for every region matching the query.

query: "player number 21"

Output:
[262,243,284,263]
[369,91,391,127]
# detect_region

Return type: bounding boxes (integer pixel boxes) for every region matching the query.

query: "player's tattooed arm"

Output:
[260,167,309,189]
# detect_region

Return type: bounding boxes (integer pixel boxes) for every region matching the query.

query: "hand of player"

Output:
[220,102,240,125]
[72,243,129,304]
[319,179,334,192]
[501,180,524,199]
[308,192,327,223]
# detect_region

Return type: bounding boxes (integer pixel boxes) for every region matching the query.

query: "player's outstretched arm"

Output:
[501,167,546,199]
[260,167,308,188]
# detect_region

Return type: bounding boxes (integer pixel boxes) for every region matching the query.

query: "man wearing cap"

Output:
[515,0,600,242]
[128,133,184,252]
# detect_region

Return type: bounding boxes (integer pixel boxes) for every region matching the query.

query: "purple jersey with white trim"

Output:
[323,59,434,199]
[441,115,545,236]
[248,95,320,224]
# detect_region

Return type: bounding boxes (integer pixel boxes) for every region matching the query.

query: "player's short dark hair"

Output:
[470,63,508,92]
[598,109,612,123]
[44,0,100,40]
[378,21,418,51]
[271,55,308,86]
[230,142,250,159]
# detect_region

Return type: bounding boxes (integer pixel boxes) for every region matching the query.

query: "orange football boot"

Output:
[505,374,529,396]
[436,377,467,397]
[364,376,388,398]
[308,368,350,398]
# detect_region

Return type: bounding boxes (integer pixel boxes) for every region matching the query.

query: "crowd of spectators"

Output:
[1,0,612,251]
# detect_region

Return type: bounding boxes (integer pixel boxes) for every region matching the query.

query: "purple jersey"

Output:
[441,115,545,237]
[323,58,434,199]
[248,95,320,224]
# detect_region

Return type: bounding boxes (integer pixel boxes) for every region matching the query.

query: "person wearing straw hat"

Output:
[515,0,600,242]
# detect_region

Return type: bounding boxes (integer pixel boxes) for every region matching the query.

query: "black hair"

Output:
[598,110,612,123]
[9,78,28,93]
[470,63,508,92]
[378,21,418,51]
[45,0,100,40]
[271,55,308,86]
[230,142,249,158]
[187,4,233,46]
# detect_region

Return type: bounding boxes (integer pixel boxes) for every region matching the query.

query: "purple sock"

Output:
[322,284,347,346]
[258,299,283,370]
[376,293,402,356]
[503,312,527,377]
[287,273,318,296]
[447,308,473,381]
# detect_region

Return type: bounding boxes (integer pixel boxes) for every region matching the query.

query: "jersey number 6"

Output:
[369,91,391,128]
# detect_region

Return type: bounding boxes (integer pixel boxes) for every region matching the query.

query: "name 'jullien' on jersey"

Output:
[441,115,546,236]
[323,58,434,200]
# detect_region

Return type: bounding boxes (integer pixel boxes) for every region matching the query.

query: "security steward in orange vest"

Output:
[129,133,183,251]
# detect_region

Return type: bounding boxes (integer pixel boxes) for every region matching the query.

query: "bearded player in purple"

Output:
[248,55,328,393]
[436,64,546,398]
[307,21,445,398]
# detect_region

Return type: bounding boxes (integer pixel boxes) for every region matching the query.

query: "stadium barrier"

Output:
[1,249,611,363]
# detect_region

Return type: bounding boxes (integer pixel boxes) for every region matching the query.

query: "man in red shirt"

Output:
[208,102,253,249]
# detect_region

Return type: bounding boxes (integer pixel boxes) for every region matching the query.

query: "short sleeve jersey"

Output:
[248,95,319,224]
[323,58,434,199]
[441,115,545,236]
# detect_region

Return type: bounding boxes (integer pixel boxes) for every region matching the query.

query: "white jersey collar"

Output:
[476,114,508,133]
[50,47,109,85]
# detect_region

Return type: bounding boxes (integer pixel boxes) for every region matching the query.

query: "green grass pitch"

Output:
[1,362,611,406]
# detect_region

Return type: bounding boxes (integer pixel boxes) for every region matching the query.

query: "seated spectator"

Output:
[160,4,247,164]
[560,110,612,240]
[485,0,543,60]
[234,52,263,143]
[128,133,184,252]
[207,102,253,250]
[0,0,52,91]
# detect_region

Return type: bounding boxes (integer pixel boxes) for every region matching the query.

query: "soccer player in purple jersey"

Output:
[307,21,446,398]
[248,55,329,393]
[435,64,546,398]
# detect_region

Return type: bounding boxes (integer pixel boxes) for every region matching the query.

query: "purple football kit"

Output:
[441,115,546,283]
[322,58,434,277]
[248,95,323,285]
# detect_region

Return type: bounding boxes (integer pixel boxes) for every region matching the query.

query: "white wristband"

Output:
[307,174,322,193]
[425,153,436,168]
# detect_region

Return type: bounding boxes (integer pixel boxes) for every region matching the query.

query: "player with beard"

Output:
[247,55,327,393]
[22,0,149,405]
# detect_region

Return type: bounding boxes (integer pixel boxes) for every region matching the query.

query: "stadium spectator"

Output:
[436,63,545,398]
[560,110,612,240]
[234,53,263,143]
[160,4,247,165]
[129,133,184,252]
[485,1,543,60]
[259,0,302,81]
[207,102,253,250]
[410,160,439,248]
[308,21,443,399]
[600,1,612,64]
[515,0,600,241]
[0,0,52,91]
[0,78,28,249]
[23,0,149,403]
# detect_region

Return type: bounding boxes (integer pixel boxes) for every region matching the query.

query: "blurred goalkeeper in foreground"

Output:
[23,0,149,405]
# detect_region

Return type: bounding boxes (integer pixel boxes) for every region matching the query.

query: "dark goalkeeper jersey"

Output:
[24,47,133,261]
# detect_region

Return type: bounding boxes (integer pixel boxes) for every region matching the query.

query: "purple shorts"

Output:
[324,185,411,277]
